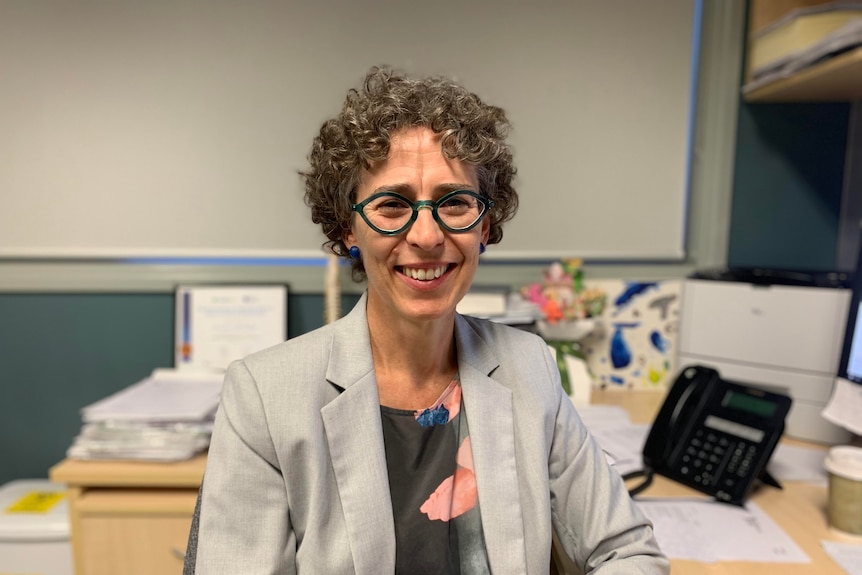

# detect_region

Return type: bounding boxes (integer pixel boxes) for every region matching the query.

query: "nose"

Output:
[406,205,444,249]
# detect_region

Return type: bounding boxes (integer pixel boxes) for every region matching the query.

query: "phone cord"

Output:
[622,469,654,498]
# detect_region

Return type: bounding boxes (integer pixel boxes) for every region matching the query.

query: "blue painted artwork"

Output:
[610,322,640,369]
[614,282,659,312]
[648,294,677,319]
[650,330,668,353]
[609,375,625,385]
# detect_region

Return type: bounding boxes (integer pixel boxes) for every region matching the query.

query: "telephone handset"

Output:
[626,365,792,505]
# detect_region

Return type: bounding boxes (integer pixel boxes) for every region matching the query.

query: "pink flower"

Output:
[419,437,477,521]
[521,283,547,307]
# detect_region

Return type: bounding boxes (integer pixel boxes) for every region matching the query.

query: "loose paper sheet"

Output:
[576,404,648,475]
[822,378,862,435]
[822,541,862,575]
[767,443,828,484]
[636,499,810,563]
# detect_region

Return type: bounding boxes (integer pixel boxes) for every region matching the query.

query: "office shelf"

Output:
[744,45,862,102]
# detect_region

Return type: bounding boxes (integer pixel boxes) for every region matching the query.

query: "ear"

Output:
[480,218,490,245]
[343,228,356,251]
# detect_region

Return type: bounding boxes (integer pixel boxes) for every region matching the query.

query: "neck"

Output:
[366,305,458,410]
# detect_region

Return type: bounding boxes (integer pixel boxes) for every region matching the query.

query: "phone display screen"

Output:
[722,390,778,418]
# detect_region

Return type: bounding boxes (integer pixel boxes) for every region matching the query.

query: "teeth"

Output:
[403,265,446,280]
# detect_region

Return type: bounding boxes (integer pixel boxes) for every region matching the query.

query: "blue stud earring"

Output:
[348,246,361,259]
[479,243,486,255]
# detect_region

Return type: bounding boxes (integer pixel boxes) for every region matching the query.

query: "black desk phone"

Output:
[625,365,792,506]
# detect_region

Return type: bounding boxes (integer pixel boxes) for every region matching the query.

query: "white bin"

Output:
[0,479,72,575]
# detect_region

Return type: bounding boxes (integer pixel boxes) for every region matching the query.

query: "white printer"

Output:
[678,269,852,444]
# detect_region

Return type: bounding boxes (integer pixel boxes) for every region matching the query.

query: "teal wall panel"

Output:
[0,292,360,486]
[728,101,850,270]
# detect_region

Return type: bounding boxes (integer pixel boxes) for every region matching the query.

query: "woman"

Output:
[185,66,668,574]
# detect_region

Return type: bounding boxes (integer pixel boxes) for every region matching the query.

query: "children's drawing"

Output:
[581,280,681,390]
[610,322,639,369]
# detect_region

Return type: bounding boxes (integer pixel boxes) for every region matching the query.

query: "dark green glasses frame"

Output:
[351,190,495,236]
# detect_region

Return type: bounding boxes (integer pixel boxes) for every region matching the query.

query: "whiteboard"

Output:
[0,0,697,261]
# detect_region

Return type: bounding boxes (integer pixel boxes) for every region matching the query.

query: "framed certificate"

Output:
[174,284,288,371]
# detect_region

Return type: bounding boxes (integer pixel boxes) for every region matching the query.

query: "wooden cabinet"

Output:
[49,455,206,575]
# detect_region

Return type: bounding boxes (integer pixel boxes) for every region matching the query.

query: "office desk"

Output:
[50,391,854,575]
[49,454,205,575]
[590,388,856,575]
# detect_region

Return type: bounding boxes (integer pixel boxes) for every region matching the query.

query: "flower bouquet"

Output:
[521,259,607,396]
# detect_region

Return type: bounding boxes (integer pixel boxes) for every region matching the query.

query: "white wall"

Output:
[1,0,696,261]
[0,0,747,292]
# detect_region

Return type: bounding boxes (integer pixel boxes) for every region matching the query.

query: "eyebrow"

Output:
[372,183,477,197]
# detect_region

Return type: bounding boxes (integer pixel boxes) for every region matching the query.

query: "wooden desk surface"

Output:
[590,388,857,575]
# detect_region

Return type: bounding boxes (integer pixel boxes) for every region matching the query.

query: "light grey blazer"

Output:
[190,294,668,574]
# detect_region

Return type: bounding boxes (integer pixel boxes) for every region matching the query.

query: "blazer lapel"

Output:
[321,295,396,575]
[318,303,528,574]
[456,316,528,574]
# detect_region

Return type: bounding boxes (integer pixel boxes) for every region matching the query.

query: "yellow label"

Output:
[5,491,65,513]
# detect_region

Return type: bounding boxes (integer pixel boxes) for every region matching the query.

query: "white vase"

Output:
[536,318,596,341]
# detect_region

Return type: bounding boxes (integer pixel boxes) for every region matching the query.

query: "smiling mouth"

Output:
[398,264,451,281]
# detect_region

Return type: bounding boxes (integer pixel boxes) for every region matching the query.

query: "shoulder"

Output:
[458,315,570,443]
[222,321,342,406]
[457,314,557,386]
[243,321,337,372]
[223,322,331,385]
[458,314,549,355]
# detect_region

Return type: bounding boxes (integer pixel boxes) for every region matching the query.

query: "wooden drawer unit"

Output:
[50,456,206,575]
[77,489,196,575]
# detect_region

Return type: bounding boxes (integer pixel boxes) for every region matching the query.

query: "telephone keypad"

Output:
[678,428,760,491]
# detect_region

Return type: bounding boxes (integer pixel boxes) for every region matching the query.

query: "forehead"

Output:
[358,127,478,197]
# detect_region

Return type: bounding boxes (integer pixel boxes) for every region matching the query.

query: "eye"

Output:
[439,193,477,212]
[379,199,409,209]
[368,195,412,217]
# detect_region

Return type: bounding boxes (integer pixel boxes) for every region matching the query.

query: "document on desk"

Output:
[822,541,862,575]
[81,368,224,423]
[589,423,649,476]
[636,499,810,563]
[767,443,828,484]
[823,377,862,435]
[577,404,649,476]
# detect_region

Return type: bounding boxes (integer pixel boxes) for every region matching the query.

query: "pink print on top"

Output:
[419,436,478,521]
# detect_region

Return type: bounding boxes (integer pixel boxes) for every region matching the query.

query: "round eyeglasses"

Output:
[351,190,495,236]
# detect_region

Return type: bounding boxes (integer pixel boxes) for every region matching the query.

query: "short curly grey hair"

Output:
[301,66,519,281]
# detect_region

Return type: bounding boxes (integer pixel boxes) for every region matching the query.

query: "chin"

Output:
[400,299,458,322]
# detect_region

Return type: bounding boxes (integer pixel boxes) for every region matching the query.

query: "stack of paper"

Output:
[67,368,224,462]
[744,3,862,93]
